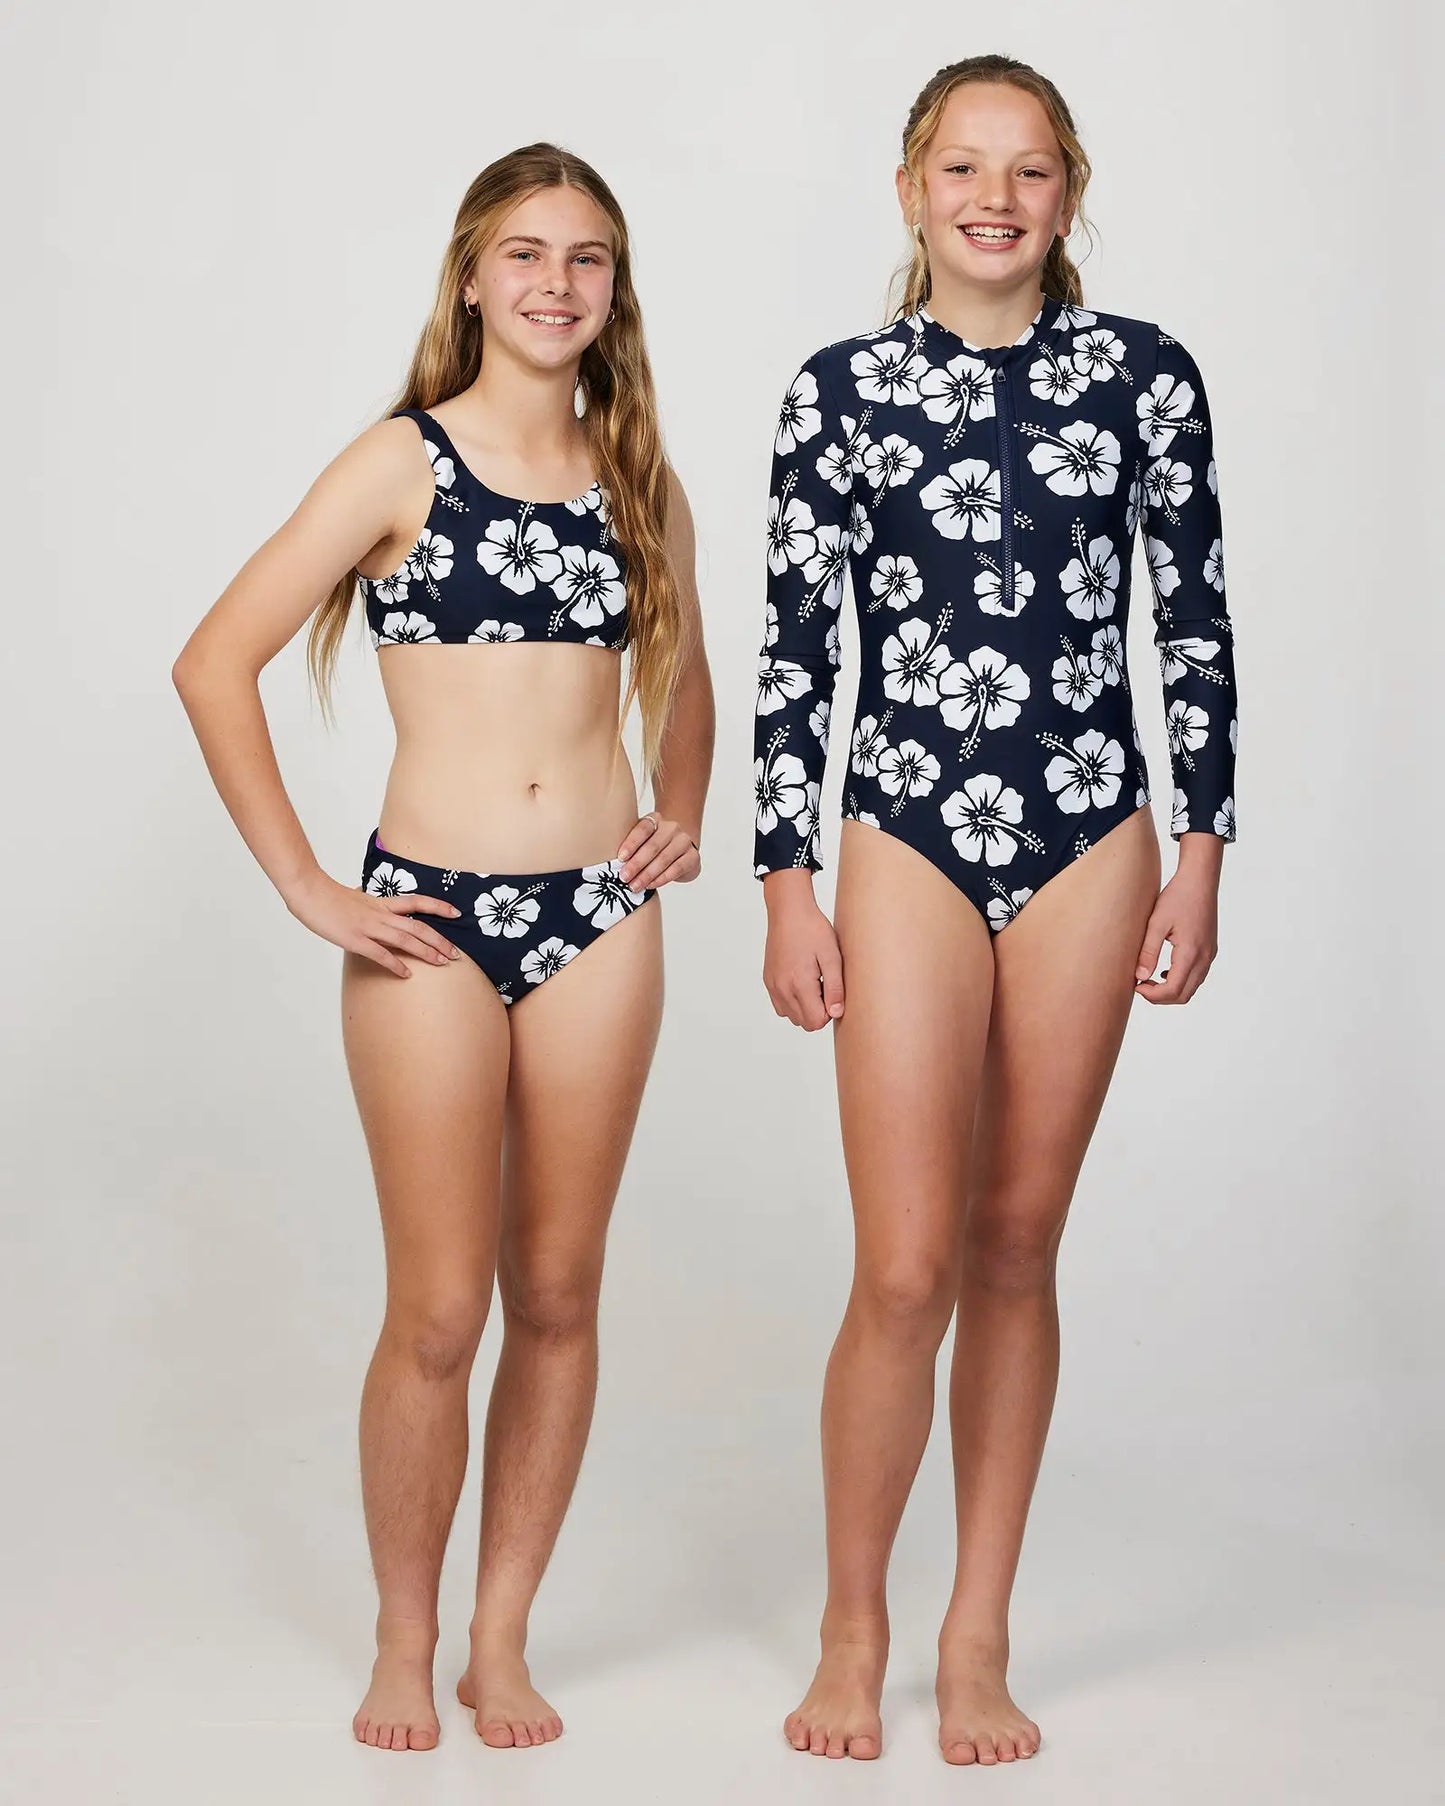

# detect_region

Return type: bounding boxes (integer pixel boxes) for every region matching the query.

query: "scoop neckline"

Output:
[413,406,601,510]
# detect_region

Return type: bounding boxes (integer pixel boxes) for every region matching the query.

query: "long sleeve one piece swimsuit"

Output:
[753,300,1237,929]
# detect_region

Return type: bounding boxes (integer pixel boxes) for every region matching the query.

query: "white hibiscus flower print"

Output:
[815,416,872,493]
[1214,796,1236,838]
[776,369,823,455]
[973,558,1035,619]
[755,741,811,837]
[1090,623,1125,686]
[422,438,456,492]
[877,739,941,808]
[763,601,779,648]
[1126,474,1144,537]
[869,554,923,612]
[1028,347,1088,405]
[767,491,817,574]
[809,698,831,749]
[756,659,812,716]
[1040,728,1126,813]
[475,883,542,939]
[918,354,994,428]
[794,780,822,846]
[824,622,841,668]
[573,863,646,927]
[882,616,953,707]
[1158,636,1221,686]
[477,515,561,594]
[919,459,1002,542]
[801,524,850,614]
[938,646,1031,756]
[1146,537,1180,598]
[406,529,455,594]
[369,569,410,607]
[850,338,928,406]
[552,545,626,628]
[564,482,604,516]
[986,882,1034,931]
[1071,329,1127,382]
[1204,538,1225,591]
[941,775,1041,866]
[375,610,439,645]
[1230,716,1238,754]
[1024,421,1121,497]
[851,713,889,776]
[1052,641,1103,711]
[1207,458,1218,495]
[1059,529,1120,620]
[861,434,924,490]
[469,620,524,643]
[1137,373,1197,453]
[1144,456,1193,519]
[365,861,418,898]
[1166,699,1210,772]
[1052,303,1098,332]
[849,500,874,555]
[521,937,579,986]
[1171,788,1190,835]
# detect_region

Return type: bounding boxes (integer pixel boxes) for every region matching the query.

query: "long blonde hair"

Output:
[309,144,686,778]
[889,55,1094,320]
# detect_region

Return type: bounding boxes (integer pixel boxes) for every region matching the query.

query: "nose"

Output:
[977,174,1016,213]
[538,258,573,298]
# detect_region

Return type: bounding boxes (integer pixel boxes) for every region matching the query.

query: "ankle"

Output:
[468,1613,530,1662]
[819,1606,891,1652]
[937,1614,1009,1664]
[375,1612,439,1653]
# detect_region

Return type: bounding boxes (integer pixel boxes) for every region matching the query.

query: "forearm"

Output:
[649,652,714,845]
[172,658,323,905]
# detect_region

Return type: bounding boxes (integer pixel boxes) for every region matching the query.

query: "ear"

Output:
[894,162,920,229]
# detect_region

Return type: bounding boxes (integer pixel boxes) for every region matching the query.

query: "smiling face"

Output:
[898,81,1072,301]
[463,183,617,370]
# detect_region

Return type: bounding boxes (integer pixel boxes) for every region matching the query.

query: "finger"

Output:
[360,940,411,978]
[628,839,690,890]
[382,892,462,919]
[616,817,660,863]
[818,950,845,1021]
[374,910,461,962]
[377,922,455,968]
[798,982,829,1032]
[1135,919,1169,985]
[639,850,693,891]
[1148,950,1194,1004]
[1177,951,1214,1004]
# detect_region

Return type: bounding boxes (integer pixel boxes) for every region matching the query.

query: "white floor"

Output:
[4,1399,1441,1806]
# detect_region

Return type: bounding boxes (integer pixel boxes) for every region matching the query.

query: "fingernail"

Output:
[829,1005,843,1017]
[449,947,461,959]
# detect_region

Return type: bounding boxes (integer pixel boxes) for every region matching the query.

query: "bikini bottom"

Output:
[361,829,654,1006]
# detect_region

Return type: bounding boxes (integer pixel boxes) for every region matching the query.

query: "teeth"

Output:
[964,227,1021,241]
[526,312,577,324]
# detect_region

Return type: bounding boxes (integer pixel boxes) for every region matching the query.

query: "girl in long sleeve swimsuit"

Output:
[757,58,1235,1766]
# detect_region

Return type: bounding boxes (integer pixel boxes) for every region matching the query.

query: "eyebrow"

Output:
[496,234,613,252]
[936,145,1058,158]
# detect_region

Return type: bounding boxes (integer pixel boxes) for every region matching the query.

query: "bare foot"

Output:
[784,1623,887,1760]
[936,1633,1040,1766]
[457,1642,562,1749]
[353,1618,440,1751]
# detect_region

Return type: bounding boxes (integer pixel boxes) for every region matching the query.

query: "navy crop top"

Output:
[359,407,629,651]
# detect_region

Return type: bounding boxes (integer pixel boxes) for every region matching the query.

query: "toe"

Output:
[481,1719,515,1747]
[996,1734,1018,1761]
[976,1733,999,1765]
[512,1721,532,1747]
[527,1720,545,1745]
[849,1731,881,1760]
[943,1738,977,1766]
[825,1732,846,1759]
[809,1725,828,1756]
[410,1723,439,1750]
[363,1722,380,1747]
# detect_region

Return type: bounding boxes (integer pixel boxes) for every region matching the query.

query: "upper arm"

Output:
[174,415,427,680]
[663,464,706,658]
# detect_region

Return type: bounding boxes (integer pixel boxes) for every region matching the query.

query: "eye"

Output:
[574,254,598,266]
[511,250,537,262]
[1021,167,1051,179]
[945,163,974,176]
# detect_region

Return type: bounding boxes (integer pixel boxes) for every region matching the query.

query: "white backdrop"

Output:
[2,2,1440,1801]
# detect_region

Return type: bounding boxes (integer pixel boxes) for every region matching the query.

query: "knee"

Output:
[962,1201,1066,1297]
[854,1255,958,1344]
[501,1267,602,1343]
[387,1294,488,1382]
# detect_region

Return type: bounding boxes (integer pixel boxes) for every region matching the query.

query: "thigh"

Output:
[973,805,1162,1215]
[500,897,664,1287]
[833,822,996,1278]
[341,950,511,1308]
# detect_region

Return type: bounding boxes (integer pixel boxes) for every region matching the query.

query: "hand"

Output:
[617,812,701,890]
[284,869,464,978]
[762,874,845,1030]
[1134,855,1220,1005]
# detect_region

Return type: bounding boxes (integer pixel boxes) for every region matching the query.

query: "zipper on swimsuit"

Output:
[993,359,1017,613]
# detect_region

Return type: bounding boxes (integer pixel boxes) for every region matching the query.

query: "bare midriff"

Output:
[373,643,639,875]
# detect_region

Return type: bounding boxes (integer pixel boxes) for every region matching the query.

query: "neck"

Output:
[457,342,585,458]
[922,275,1046,349]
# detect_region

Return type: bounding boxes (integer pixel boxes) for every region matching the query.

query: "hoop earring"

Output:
[607,308,616,323]
[464,298,480,318]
